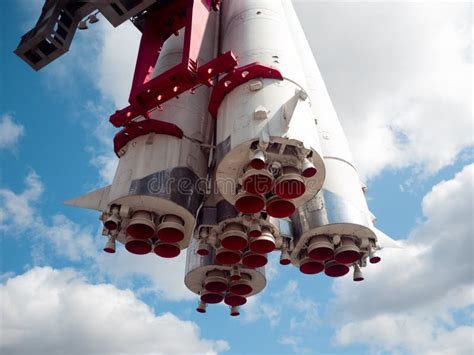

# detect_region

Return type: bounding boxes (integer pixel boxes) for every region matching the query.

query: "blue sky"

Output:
[1,1,473,354]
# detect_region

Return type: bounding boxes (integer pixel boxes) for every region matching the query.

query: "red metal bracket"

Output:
[113,119,183,156]
[208,62,284,118]
[109,0,237,128]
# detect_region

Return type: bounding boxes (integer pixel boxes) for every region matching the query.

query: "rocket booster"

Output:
[18,0,398,316]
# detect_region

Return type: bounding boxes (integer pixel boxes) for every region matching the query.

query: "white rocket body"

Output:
[66,15,218,257]
[61,0,398,311]
[214,0,325,218]
[281,1,394,272]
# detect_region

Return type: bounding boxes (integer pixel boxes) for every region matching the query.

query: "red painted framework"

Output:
[109,0,236,129]
[114,119,183,156]
[208,62,283,118]
[110,0,284,155]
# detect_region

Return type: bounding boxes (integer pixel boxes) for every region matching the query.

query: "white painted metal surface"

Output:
[215,0,325,209]
[281,0,398,269]
[66,16,218,252]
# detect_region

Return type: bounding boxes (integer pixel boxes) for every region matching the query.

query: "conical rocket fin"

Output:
[372,226,403,249]
[64,185,111,212]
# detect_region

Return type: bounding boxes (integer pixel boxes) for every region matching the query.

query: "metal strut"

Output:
[109,0,237,128]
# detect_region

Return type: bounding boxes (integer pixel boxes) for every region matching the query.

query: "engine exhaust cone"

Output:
[154,242,180,258]
[299,257,324,275]
[229,274,252,296]
[196,301,207,313]
[126,211,155,240]
[249,229,275,254]
[103,237,116,253]
[224,293,247,307]
[156,215,185,243]
[242,250,268,268]
[230,267,241,281]
[249,150,266,170]
[196,241,211,256]
[242,169,273,195]
[216,248,241,265]
[104,214,120,231]
[279,249,291,265]
[334,237,360,264]
[248,221,262,238]
[125,236,152,255]
[370,255,381,264]
[274,167,306,200]
[266,196,295,218]
[308,236,334,261]
[324,260,350,277]
[230,306,240,317]
[204,272,228,293]
[369,248,381,264]
[301,158,317,178]
[353,264,364,282]
[200,290,224,304]
[235,192,265,214]
[220,223,248,250]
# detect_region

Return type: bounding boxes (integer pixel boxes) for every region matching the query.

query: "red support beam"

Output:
[110,0,237,128]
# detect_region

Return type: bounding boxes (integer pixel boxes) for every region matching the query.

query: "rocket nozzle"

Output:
[279,249,291,265]
[156,214,185,243]
[334,237,360,265]
[299,256,324,275]
[308,235,334,261]
[266,196,295,218]
[153,242,181,258]
[242,169,273,195]
[324,260,350,278]
[215,248,241,265]
[103,236,116,253]
[301,158,317,178]
[125,236,152,255]
[242,250,268,268]
[249,150,266,170]
[353,264,364,282]
[229,273,252,296]
[274,166,306,200]
[204,271,228,293]
[220,223,248,251]
[248,228,276,254]
[126,211,156,240]
[230,306,240,317]
[224,293,247,307]
[196,301,207,313]
[200,290,224,304]
[235,192,265,214]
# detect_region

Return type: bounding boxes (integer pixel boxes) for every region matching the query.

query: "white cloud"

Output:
[0,170,197,301]
[336,314,473,355]
[95,252,194,301]
[243,280,320,331]
[295,1,473,180]
[278,335,310,354]
[0,172,96,261]
[331,164,474,354]
[95,21,141,108]
[0,114,24,151]
[0,171,43,230]
[0,267,229,355]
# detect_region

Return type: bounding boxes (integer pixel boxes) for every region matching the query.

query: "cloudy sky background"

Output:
[1,0,472,354]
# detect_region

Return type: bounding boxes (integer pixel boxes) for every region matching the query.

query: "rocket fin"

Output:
[372,226,403,249]
[64,185,111,212]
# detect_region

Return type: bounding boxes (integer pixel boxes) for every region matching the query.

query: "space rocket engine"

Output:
[17,0,398,317]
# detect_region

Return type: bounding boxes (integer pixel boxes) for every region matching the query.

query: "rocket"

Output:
[16,0,398,316]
